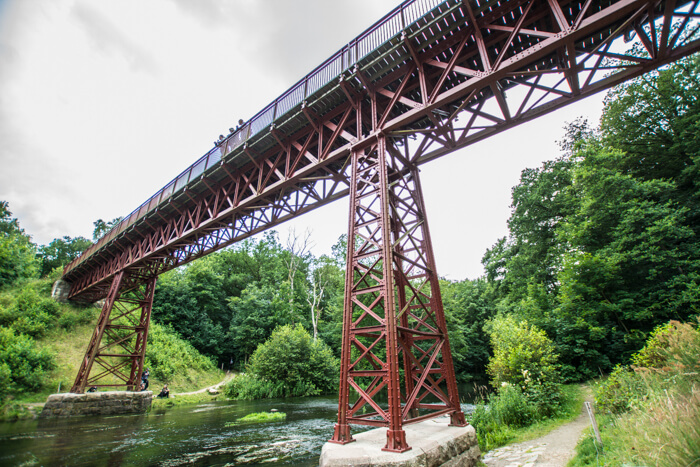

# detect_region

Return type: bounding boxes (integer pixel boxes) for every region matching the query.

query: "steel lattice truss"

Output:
[63,0,700,302]
[331,136,465,451]
[71,271,156,393]
[65,0,700,433]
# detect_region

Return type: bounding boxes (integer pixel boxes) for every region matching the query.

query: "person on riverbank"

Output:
[157,385,170,398]
[141,368,150,391]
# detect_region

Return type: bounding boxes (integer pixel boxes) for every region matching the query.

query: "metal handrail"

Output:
[63,0,447,275]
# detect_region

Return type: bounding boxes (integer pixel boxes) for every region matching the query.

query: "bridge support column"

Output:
[71,271,157,393]
[330,135,465,453]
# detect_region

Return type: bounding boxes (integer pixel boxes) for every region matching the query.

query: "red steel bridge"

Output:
[63,0,699,452]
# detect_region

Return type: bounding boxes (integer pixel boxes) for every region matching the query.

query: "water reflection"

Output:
[0,394,475,466]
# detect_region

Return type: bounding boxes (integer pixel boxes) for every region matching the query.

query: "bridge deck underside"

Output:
[63,0,700,301]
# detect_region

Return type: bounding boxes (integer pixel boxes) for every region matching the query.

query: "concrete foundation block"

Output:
[39,391,152,419]
[319,417,480,467]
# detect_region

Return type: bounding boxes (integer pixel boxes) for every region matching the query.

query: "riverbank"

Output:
[482,387,593,466]
[0,276,225,423]
[151,374,235,409]
[0,374,237,421]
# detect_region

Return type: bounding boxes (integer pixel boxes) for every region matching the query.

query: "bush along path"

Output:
[482,388,594,467]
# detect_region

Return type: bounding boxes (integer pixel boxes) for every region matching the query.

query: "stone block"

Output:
[39,391,153,419]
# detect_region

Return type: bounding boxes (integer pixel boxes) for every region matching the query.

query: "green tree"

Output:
[38,236,92,277]
[0,201,39,288]
[152,230,316,367]
[227,283,292,363]
[480,56,700,380]
[441,278,494,381]
[247,324,338,396]
[92,217,122,241]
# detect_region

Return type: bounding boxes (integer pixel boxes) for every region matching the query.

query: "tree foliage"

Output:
[441,278,494,381]
[479,56,700,380]
[0,327,55,400]
[92,217,122,241]
[246,324,338,396]
[0,201,39,288]
[38,236,92,277]
[152,231,345,368]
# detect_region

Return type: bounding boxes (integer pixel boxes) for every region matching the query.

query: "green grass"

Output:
[151,392,224,409]
[224,411,286,426]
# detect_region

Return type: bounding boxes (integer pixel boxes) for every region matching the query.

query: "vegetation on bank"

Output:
[571,320,700,466]
[0,275,223,420]
[224,324,338,400]
[467,314,583,451]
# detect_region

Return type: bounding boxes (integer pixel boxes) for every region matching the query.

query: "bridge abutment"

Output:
[51,279,71,303]
[39,391,152,419]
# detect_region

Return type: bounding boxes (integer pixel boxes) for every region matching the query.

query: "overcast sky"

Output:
[0,0,605,280]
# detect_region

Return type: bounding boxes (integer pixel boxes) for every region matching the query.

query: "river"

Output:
[0,394,476,466]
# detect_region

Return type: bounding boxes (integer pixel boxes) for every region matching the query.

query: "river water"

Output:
[0,394,475,466]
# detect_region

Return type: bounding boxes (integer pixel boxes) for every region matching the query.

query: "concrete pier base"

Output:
[319,417,480,467]
[39,391,152,418]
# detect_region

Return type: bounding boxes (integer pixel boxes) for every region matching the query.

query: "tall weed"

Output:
[469,385,535,450]
[576,320,700,466]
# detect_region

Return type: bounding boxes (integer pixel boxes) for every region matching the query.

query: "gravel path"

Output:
[483,388,593,467]
[171,373,235,396]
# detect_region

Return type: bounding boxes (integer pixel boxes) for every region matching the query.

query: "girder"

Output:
[62,0,700,305]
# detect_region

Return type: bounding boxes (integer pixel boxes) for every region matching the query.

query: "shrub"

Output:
[485,315,563,416]
[145,323,217,383]
[0,287,60,338]
[226,324,339,400]
[632,320,700,376]
[596,320,700,415]
[224,372,320,399]
[0,327,54,399]
[468,384,538,451]
[594,364,644,414]
[490,383,537,427]
[580,320,700,466]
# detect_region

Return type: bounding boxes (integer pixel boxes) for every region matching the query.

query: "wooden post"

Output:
[585,401,604,448]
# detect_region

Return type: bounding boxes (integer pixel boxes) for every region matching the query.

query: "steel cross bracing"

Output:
[71,271,156,393]
[63,0,700,303]
[330,135,466,452]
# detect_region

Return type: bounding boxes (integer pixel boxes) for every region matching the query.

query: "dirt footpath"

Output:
[482,388,594,467]
[172,373,234,396]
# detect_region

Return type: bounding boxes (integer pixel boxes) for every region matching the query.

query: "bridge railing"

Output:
[63,0,448,276]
